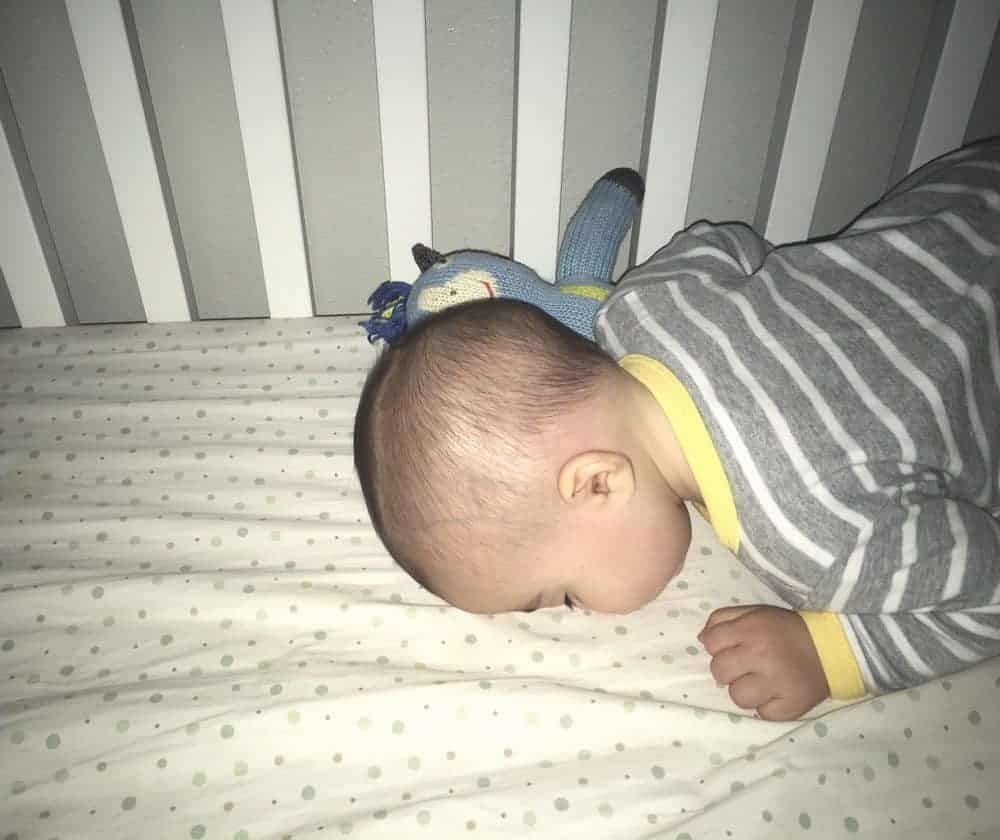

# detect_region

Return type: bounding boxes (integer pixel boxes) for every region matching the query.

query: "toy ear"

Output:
[412,243,446,272]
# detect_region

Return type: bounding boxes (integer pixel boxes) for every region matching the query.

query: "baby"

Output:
[354,139,1000,720]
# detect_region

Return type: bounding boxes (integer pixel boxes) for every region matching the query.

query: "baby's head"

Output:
[354,299,691,614]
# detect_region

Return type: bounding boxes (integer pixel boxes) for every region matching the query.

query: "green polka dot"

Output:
[193,772,207,786]
[122,796,136,810]
[965,795,980,809]
[799,812,812,829]
[845,816,859,832]
[221,724,235,739]
[302,785,316,800]
[554,797,569,811]
[46,733,60,749]
[191,827,206,840]
[813,722,828,737]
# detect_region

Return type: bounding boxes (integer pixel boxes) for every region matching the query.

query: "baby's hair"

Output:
[353,299,617,594]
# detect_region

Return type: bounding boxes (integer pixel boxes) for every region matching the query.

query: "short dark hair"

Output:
[353,299,616,593]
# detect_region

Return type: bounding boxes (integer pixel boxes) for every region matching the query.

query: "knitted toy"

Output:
[362,167,644,343]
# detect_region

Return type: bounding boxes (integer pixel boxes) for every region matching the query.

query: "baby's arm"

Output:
[811,495,1000,695]
[703,494,1000,719]
[622,221,772,288]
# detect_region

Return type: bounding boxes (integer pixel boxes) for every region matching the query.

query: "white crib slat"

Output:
[65,0,189,323]
[220,0,312,319]
[373,0,432,283]
[636,0,718,263]
[764,0,863,245]
[0,120,63,328]
[512,0,571,280]
[908,0,1000,174]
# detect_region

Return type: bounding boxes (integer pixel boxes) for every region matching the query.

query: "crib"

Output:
[2,2,999,838]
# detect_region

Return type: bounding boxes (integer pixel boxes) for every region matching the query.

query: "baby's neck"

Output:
[614,370,703,504]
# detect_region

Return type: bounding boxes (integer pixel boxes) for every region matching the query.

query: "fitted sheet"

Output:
[1,316,998,839]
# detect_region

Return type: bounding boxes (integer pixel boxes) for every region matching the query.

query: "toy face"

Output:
[415,271,499,314]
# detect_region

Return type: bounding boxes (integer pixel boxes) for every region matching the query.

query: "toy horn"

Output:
[412,243,446,272]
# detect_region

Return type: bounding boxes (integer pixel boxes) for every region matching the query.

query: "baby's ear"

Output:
[557,451,635,510]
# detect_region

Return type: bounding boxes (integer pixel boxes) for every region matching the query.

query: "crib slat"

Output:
[0,0,144,325]
[907,0,1000,174]
[636,0,718,263]
[66,0,190,324]
[512,0,572,279]
[373,0,433,288]
[686,0,799,230]
[810,0,938,237]
[277,0,390,316]
[426,0,516,257]
[130,0,269,320]
[560,0,660,282]
[966,21,1000,144]
[0,76,61,328]
[220,0,312,320]
[764,0,863,245]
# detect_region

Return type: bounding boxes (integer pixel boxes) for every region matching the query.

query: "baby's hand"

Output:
[697,605,829,721]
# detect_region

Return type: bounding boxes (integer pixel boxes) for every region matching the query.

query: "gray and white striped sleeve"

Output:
[805,478,1000,693]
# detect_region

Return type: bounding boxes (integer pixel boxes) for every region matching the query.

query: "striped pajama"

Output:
[596,140,1000,694]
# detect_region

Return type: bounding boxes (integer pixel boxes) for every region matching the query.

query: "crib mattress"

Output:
[1,316,998,839]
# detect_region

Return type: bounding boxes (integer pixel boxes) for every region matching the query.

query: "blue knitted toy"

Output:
[362,167,644,343]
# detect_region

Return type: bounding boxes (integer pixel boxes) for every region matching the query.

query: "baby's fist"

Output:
[698,605,829,721]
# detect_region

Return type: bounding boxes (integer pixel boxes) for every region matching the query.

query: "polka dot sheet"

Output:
[1,316,998,840]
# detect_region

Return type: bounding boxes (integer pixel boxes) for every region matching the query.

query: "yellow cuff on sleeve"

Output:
[798,610,867,700]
